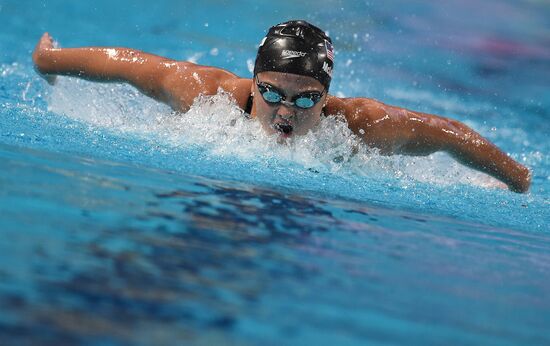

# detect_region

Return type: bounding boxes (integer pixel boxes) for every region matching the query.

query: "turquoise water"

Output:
[1,0,549,344]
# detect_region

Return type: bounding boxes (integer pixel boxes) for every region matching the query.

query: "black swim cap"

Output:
[254,20,334,90]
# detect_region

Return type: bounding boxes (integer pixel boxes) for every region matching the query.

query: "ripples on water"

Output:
[2,143,550,345]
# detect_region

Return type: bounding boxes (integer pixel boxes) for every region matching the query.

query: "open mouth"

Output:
[274,123,293,136]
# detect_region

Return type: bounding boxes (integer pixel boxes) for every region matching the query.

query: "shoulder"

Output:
[324,95,388,124]
[163,62,238,91]
[161,61,251,111]
[220,77,253,111]
[324,95,412,152]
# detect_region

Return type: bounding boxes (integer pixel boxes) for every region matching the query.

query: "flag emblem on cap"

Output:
[325,40,334,62]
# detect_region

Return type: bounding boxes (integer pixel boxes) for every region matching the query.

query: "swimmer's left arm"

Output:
[394,107,531,193]
[327,96,531,193]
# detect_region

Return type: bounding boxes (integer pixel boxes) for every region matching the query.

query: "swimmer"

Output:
[32,20,531,192]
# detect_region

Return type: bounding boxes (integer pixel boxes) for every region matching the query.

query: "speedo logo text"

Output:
[281,50,307,59]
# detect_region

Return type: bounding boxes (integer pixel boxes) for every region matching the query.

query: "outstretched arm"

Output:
[32,33,249,112]
[327,96,531,193]
[32,33,178,103]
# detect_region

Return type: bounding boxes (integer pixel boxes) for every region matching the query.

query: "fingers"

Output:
[39,32,54,49]
[33,32,58,86]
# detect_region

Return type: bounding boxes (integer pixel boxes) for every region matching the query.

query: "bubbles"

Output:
[186,52,204,64]
[1,62,23,77]
[246,59,254,74]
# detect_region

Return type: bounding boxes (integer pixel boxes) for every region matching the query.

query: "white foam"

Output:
[47,77,505,190]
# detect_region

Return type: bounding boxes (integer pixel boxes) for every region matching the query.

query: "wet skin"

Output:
[32,33,531,192]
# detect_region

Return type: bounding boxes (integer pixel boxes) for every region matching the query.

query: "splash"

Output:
[47,77,504,189]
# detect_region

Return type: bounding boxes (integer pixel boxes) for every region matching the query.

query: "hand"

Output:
[508,165,532,193]
[32,32,57,85]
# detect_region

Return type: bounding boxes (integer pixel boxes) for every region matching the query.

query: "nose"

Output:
[276,103,294,120]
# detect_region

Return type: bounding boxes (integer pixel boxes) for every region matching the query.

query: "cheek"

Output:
[297,106,323,126]
[255,102,274,121]
[292,111,322,134]
[253,102,277,132]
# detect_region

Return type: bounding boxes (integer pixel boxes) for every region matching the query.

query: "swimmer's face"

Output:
[251,72,327,139]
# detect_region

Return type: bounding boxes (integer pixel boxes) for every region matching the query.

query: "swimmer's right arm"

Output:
[33,33,178,102]
[32,33,243,111]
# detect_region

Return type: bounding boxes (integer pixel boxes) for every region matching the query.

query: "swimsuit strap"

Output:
[244,93,254,115]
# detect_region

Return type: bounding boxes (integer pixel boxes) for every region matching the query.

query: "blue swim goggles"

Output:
[255,77,325,109]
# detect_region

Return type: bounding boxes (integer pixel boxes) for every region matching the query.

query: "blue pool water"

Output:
[1,0,549,344]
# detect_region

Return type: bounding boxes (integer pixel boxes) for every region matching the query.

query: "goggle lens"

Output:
[294,97,315,109]
[257,81,323,109]
[262,90,282,103]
